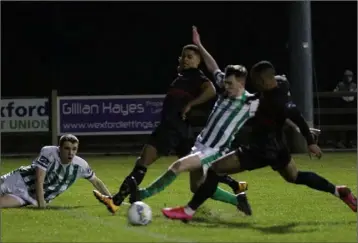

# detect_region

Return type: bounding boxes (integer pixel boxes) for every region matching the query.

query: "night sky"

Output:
[2,1,357,97]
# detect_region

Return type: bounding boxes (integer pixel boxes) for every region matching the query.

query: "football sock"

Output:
[188,169,219,210]
[128,163,148,186]
[218,175,239,192]
[294,171,336,194]
[184,206,196,216]
[113,177,130,205]
[112,164,148,206]
[211,187,238,206]
[139,170,177,200]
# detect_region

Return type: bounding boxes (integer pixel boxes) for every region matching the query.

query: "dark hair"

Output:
[59,134,79,147]
[250,60,275,76]
[182,44,201,57]
[225,65,248,78]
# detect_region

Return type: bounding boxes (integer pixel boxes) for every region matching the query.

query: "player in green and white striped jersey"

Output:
[0,134,111,208]
[93,26,259,214]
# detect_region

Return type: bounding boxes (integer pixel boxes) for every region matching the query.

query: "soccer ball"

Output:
[127,201,152,226]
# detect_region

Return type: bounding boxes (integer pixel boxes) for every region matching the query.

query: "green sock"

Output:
[139,170,177,200]
[210,187,237,206]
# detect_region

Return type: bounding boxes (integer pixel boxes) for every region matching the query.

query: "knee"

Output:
[139,145,158,166]
[136,156,144,165]
[283,172,298,184]
[210,163,222,174]
[137,155,156,167]
[169,160,182,174]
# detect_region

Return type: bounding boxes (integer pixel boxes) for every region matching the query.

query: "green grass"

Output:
[1,153,357,242]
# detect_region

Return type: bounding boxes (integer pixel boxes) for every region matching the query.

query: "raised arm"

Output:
[192,26,220,76]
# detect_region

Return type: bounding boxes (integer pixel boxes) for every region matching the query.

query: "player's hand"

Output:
[37,202,47,209]
[182,103,192,120]
[177,57,183,72]
[309,128,321,144]
[308,144,322,159]
[192,26,202,46]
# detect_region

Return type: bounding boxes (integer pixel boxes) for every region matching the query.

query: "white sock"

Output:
[334,187,340,197]
[184,206,195,216]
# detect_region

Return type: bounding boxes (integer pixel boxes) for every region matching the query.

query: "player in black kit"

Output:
[161,60,357,221]
[93,44,247,214]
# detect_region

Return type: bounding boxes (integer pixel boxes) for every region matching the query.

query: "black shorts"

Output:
[236,138,291,171]
[148,122,194,157]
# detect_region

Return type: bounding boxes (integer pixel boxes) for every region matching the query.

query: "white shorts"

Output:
[190,142,225,175]
[0,171,37,206]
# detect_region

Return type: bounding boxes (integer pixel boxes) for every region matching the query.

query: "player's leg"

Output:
[138,153,203,200]
[112,144,159,202]
[93,125,171,213]
[162,150,253,220]
[0,194,25,208]
[188,146,248,207]
[125,125,172,186]
[189,166,246,207]
[177,139,245,195]
[218,175,246,194]
[137,142,226,201]
[189,169,204,193]
[0,171,34,208]
[93,143,160,213]
[176,139,207,194]
[276,154,357,212]
[162,168,222,221]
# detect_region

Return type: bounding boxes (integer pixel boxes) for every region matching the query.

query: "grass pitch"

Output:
[1,153,357,242]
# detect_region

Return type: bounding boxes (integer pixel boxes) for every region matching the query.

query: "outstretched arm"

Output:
[192,26,219,74]
[89,176,111,197]
[284,102,322,158]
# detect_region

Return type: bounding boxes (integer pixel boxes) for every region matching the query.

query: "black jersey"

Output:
[161,68,210,125]
[250,75,314,145]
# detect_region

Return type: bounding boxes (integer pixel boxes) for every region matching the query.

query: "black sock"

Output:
[218,175,239,192]
[295,171,336,194]
[112,164,148,205]
[128,164,148,186]
[188,169,219,210]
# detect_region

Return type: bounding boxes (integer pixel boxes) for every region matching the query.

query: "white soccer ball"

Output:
[127,201,152,226]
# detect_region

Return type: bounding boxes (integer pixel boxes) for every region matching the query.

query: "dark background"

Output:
[2,1,357,98]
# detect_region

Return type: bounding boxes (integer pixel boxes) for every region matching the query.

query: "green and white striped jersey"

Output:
[196,69,259,151]
[16,146,95,203]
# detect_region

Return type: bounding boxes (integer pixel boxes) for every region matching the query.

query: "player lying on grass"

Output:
[160,60,357,221]
[0,134,111,209]
[94,27,261,214]
[92,44,247,214]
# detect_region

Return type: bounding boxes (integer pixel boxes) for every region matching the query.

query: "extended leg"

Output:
[189,168,247,207]
[93,144,159,214]
[138,153,203,200]
[0,194,26,208]
[278,159,357,212]
[162,151,252,221]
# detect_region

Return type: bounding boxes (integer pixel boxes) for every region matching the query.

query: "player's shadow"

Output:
[191,217,315,234]
[21,205,85,211]
[300,220,357,226]
[191,217,356,234]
